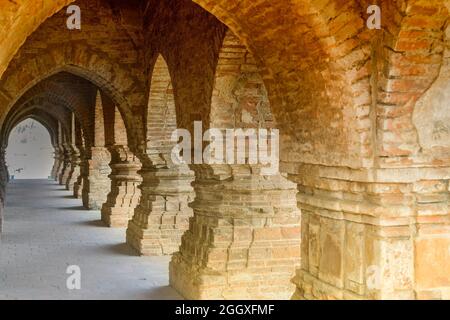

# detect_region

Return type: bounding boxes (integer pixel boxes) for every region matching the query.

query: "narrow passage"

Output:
[0,180,181,300]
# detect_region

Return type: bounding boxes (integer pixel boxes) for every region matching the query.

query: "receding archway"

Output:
[6,118,53,180]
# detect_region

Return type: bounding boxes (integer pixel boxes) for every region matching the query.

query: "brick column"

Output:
[101,145,142,227]
[50,148,62,180]
[126,164,194,255]
[73,149,86,199]
[65,145,81,191]
[60,144,72,186]
[290,166,421,300]
[52,146,65,181]
[82,146,111,210]
[56,147,68,184]
[412,178,450,299]
[64,113,81,191]
[169,164,301,300]
[0,148,8,185]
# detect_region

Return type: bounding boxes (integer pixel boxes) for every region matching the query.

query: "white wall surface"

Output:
[6,119,54,179]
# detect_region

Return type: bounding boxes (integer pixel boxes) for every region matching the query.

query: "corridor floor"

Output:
[0,179,181,300]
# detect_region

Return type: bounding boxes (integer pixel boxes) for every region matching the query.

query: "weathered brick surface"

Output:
[126,166,195,256]
[126,54,195,256]
[169,30,301,299]
[81,92,112,210]
[101,145,142,227]
[81,146,111,210]
[0,0,449,300]
[101,105,142,228]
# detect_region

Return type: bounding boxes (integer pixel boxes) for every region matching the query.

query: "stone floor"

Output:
[0,179,181,300]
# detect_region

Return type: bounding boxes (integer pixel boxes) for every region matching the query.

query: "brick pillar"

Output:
[82,147,111,210]
[53,147,65,182]
[126,164,194,255]
[101,145,142,227]
[64,112,81,191]
[60,144,73,186]
[0,148,7,234]
[50,149,62,180]
[169,164,301,300]
[56,146,67,184]
[290,167,420,300]
[412,179,450,299]
[65,146,81,191]
[73,151,85,199]
[0,148,8,185]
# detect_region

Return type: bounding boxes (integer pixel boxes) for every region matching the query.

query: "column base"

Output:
[169,168,301,300]
[101,207,132,228]
[170,252,297,300]
[81,147,111,210]
[60,164,72,188]
[66,164,80,191]
[126,211,190,256]
[100,146,142,228]
[125,167,194,256]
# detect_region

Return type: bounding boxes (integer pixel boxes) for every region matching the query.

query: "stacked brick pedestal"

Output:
[169,164,301,300]
[126,165,194,255]
[82,147,111,210]
[101,145,142,227]
[289,165,450,300]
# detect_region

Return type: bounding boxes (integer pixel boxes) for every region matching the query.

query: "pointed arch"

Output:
[210,30,274,130]
[6,118,54,179]
[145,54,177,166]
[0,43,146,155]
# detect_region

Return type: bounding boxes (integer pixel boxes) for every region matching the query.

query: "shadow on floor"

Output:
[104,243,140,257]
[58,206,87,211]
[75,220,106,228]
[137,286,183,300]
[59,195,77,199]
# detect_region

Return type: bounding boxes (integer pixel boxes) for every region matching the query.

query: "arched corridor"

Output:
[6,119,53,180]
[0,0,449,301]
[0,179,180,300]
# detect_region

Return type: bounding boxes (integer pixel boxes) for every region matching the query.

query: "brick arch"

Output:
[4,79,91,138]
[6,108,59,147]
[0,42,146,155]
[4,99,72,145]
[210,30,274,129]
[102,92,129,147]
[5,106,68,146]
[144,0,372,170]
[145,54,178,167]
[9,111,59,149]
[190,0,373,168]
[2,92,81,148]
[1,1,374,167]
[0,0,74,77]
[371,0,450,299]
[376,0,449,162]
[27,112,59,148]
